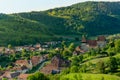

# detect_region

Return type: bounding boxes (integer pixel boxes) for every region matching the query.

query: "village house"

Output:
[15,45,39,52]
[81,35,106,52]
[18,74,31,80]
[0,43,47,54]
[73,36,106,55]
[2,48,16,55]
[51,56,69,68]
[33,43,41,49]
[97,36,106,48]
[0,47,4,53]
[40,64,59,74]
[15,60,32,70]
[38,47,46,51]
[73,46,85,55]
[29,47,36,51]
[40,55,70,74]
[15,46,24,52]
[1,71,20,80]
[12,66,29,73]
[31,56,45,67]
[33,43,46,51]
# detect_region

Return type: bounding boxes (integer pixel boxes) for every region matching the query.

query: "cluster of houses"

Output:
[0,41,61,55]
[0,55,47,80]
[0,36,107,79]
[40,55,70,74]
[0,41,62,80]
[73,35,107,55]
[0,54,70,80]
[0,43,44,55]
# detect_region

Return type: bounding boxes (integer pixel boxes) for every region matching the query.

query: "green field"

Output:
[83,54,120,65]
[61,73,120,80]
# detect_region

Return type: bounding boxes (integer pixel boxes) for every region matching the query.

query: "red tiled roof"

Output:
[2,71,20,78]
[13,66,28,71]
[29,47,35,51]
[75,46,81,51]
[31,56,41,66]
[15,60,29,67]
[40,64,57,74]
[40,56,69,74]
[35,44,41,49]
[18,74,30,80]
[87,40,97,47]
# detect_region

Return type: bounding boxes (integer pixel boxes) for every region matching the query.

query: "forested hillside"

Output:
[15,2,120,36]
[0,13,54,45]
[46,1,120,35]
[1,1,120,45]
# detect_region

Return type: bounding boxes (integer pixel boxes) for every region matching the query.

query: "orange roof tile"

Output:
[18,74,30,80]
[87,40,97,47]
[31,56,41,66]
[15,60,29,67]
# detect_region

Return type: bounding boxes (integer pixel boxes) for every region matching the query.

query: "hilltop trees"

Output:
[1,2,120,45]
[108,57,118,72]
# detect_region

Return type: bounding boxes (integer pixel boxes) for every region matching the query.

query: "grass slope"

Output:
[61,73,120,80]
[83,54,120,64]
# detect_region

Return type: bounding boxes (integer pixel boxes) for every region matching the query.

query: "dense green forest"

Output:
[0,13,56,46]
[1,1,120,45]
